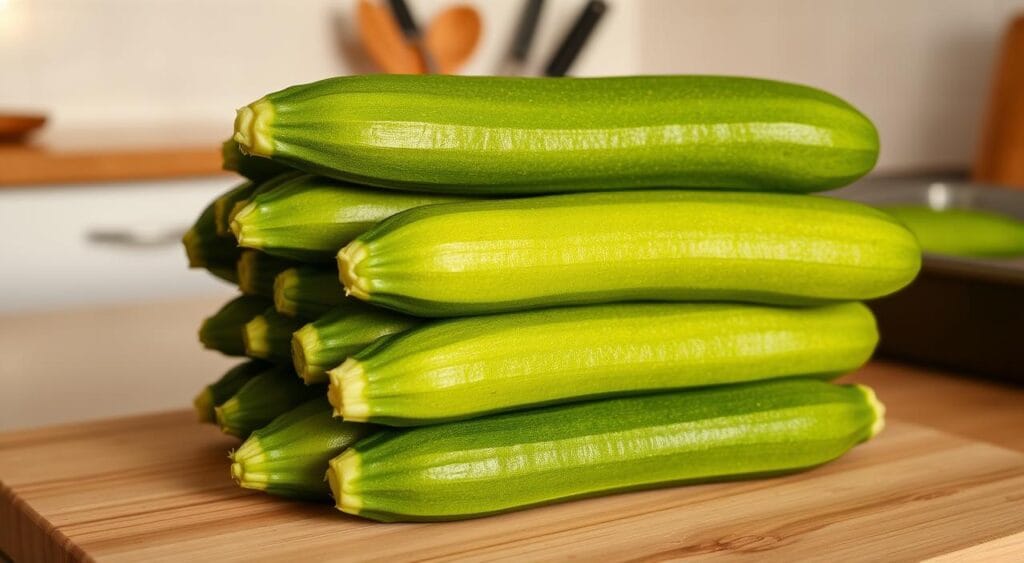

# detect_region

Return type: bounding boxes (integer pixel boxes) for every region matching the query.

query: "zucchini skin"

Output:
[221,138,293,182]
[273,267,346,318]
[231,174,470,262]
[182,194,242,284]
[194,360,271,423]
[199,296,272,356]
[293,303,421,384]
[242,307,307,364]
[339,191,921,316]
[215,367,323,438]
[882,206,1024,257]
[231,397,377,500]
[237,251,299,297]
[329,378,884,522]
[213,180,258,237]
[330,302,877,425]
[234,75,879,195]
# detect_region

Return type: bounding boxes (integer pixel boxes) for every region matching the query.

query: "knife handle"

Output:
[387,0,421,39]
[544,0,607,77]
[511,0,546,61]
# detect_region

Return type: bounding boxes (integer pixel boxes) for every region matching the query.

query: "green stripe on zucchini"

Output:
[328,378,884,522]
[339,190,921,316]
[234,74,878,195]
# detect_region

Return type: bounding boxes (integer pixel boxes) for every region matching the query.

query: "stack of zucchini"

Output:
[185,75,921,522]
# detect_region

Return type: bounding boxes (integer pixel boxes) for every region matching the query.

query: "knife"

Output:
[497,0,546,76]
[387,0,437,73]
[544,0,607,77]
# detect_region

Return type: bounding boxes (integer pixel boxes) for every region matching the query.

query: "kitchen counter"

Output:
[0,127,227,186]
[1,360,1022,561]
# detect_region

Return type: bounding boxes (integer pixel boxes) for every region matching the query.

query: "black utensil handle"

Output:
[511,0,545,61]
[544,0,607,77]
[388,0,422,39]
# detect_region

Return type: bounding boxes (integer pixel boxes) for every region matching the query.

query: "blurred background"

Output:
[2,0,1023,430]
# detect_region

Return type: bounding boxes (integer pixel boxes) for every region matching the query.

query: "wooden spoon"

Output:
[358,1,481,74]
[427,5,482,74]
[357,0,423,74]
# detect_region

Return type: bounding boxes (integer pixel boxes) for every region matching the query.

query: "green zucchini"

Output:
[339,191,921,317]
[213,180,258,237]
[199,296,272,356]
[182,193,242,283]
[329,302,877,425]
[231,174,470,262]
[294,303,421,385]
[215,367,323,438]
[225,171,306,235]
[329,378,884,522]
[234,74,878,195]
[194,360,271,423]
[273,267,345,318]
[222,138,293,182]
[882,206,1024,258]
[231,397,377,499]
[242,307,307,363]
[237,250,299,297]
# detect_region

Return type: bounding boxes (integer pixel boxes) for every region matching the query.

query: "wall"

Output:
[2,1,1023,170]
[640,0,1024,172]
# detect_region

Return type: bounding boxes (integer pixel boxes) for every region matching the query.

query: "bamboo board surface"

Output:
[2,366,1024,562]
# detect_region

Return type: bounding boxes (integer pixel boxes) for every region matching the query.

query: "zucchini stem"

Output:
[337,242,372,301]
[328,359,370,420]
[233,98,276,157]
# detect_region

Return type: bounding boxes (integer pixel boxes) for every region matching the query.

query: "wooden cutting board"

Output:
[2,408,1023,562]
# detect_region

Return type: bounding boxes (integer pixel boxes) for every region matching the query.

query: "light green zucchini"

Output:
[199,295,272,356]
[231,174,470,262]
[242,307,307,364]
[329,302,877,425]
[294,303,421,385]
[225,171,306,235]
[329,378,884,522]
[231,397,377,499]
[237,250,299,297]
[882,205,1024,258]
[234,74,878,195]
[222,138,293,182]
[182,193,242,284]
[214,367,323,438]
[194,360,271,423]
[339,190,921,317]
[273,267,345,318]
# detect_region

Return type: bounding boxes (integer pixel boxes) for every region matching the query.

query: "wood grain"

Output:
[2,364,1023,562]
[0,145,225,186]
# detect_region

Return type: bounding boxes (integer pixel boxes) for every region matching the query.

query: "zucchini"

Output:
[330,302,877,425]
[225,171,306,236]
[882,206,1024,258]
[214,367,323,438]
[234,75,879,195]
[231,174,470,262]
[237,250,299,297]
[339,191,921,317]
[213,180,258,237]
[242,307,307,364]
[199,295,271,356]
[182,194,242,283]
[222,138,293,182]
[329,378,884,522]
[294,303,421,385]
[231,397,376,499]
[193,360,271,423]
[273,267,345,318]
